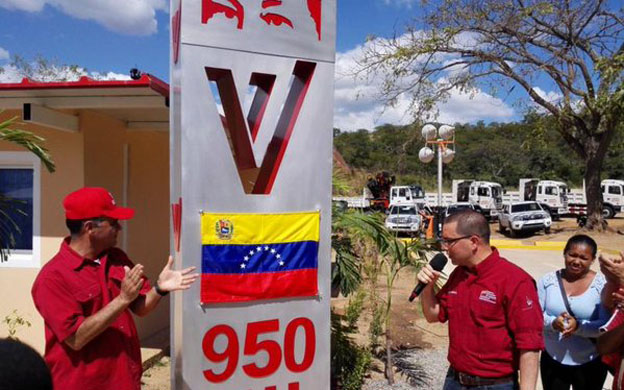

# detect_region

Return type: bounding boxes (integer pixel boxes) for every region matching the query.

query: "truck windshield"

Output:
[410,187,424,198]
[390,206,417,215]
[491,186,501,198]
[544,186,557,195]
[559,185,568,200]
[511,203,542,213]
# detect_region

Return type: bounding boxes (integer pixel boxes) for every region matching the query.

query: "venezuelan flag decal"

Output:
[200,212,320,304]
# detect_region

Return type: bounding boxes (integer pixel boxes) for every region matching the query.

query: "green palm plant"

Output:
[0,115,55,262]
[332,204,432,385]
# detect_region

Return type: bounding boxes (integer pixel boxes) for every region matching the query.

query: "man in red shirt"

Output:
[31,187,199,390]
[417,210,543,390]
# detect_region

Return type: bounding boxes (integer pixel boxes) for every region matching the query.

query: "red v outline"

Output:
[206,61,316,194]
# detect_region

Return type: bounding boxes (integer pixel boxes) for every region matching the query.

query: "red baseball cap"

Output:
[63,187,134,220]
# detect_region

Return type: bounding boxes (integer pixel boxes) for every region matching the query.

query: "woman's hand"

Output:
[560,314,578,338]
[552,312,577,337]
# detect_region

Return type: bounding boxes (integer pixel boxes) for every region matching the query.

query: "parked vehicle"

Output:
[390,185,426,207]
[385,204,422,235]
[519,178,568,220]
[568,179,624,219]
[498,201,552,237]
[444,202,485,218]
[452,180,503,219]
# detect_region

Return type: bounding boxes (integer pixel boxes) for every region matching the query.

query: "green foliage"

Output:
[3,310,32,340]
[345,289,367,328]
[331,311,372,390]
[334,118,624,190]
[368,302,384,348]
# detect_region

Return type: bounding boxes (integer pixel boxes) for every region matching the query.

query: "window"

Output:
[608,186,622,195]
[477,187,489,197]
[0,152,40,268]
[544,186,557,195]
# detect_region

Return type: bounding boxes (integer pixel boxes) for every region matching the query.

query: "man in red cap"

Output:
[31,187,198,390]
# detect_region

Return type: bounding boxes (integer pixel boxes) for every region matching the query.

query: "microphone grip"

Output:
[408,282,427,302]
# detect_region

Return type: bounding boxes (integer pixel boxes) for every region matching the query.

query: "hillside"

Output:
[333,118,624,194]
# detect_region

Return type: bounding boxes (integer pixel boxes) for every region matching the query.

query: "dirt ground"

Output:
[141,216,624,388]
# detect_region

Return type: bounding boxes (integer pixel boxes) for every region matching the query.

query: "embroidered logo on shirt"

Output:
[479,290,497,304]
[522,296,534,311]
[448,290,458,295]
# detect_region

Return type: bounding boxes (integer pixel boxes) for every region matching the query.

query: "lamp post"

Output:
[418,124,456,207]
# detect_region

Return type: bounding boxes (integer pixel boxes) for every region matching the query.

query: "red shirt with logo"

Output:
[436,248,544,378]
[31,238,151,390]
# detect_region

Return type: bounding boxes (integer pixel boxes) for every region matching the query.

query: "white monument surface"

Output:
[169,1,336,389]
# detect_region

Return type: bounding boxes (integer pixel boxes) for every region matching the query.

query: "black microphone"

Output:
[409,253,448,302]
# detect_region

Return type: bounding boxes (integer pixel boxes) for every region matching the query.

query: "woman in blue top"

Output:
[537,234,609,390]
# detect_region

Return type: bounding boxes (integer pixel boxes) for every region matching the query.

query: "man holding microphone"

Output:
[416,210,544,390]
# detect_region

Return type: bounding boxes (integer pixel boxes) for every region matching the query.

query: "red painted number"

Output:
[284,317,315,373]
[202,324,239,383]
[242,319,282,378]
[203,318,316,383]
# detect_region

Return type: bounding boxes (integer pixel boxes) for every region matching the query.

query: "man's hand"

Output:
[613,287,624,310]
[599,252,624,285]
[416,264,442,323]
[416,264,441,289]
[156,256,199,293]
[120,264,145,304]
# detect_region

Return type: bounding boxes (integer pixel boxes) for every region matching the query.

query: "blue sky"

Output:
[0,0,538,130]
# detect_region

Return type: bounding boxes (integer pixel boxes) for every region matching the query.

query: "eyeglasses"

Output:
[440,235,473,248]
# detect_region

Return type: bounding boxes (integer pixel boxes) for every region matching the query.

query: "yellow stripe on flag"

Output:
[202,211,320,245]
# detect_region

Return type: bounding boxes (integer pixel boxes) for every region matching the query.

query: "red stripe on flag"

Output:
[201,269,318,304]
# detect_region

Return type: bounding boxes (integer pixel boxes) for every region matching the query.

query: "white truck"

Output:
[568,179,624,219]
[519,178,569,219]
[389,185,426,207]
[334,184,427,212]
[333,187,372,210]
[451,180,503,220]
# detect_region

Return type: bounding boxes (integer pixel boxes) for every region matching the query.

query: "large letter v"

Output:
[206,61,316,194]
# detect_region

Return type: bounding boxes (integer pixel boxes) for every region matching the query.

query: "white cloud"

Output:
[0,47,9,61]
[0,0,168,35]
[333,37,517,131]
[533,86,563,106]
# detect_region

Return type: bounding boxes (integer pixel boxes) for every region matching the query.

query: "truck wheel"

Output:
[509,228,517,238]
[545,227,551,234]
[603,206,615,219]
[499,223,506,233]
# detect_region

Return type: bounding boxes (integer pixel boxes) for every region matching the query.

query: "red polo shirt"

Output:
[31,238,151,390]
[437,248,544,378]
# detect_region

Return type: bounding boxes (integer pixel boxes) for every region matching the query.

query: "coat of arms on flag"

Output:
[200,211,320,304]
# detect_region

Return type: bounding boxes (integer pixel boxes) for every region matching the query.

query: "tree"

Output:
[357,0,624,230]
[8,55,85,82]
[0,116,55,262]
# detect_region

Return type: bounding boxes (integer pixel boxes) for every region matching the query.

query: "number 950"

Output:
[203,317,316,383]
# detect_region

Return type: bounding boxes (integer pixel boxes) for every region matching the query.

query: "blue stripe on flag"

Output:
[202,241,318,274]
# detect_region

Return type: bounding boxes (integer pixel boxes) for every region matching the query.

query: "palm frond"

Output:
[0,116,56,172]
[0,115,55,261]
